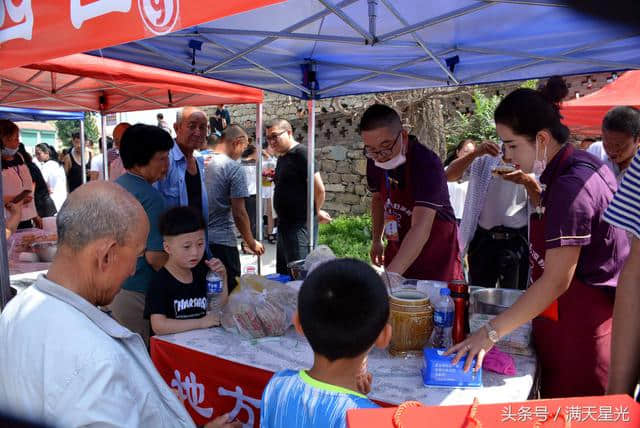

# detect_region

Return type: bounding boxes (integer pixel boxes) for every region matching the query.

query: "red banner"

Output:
[151,338,274,427]
[0,0,281,70]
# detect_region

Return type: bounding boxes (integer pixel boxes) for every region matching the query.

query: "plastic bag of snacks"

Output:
[221,275,298,338]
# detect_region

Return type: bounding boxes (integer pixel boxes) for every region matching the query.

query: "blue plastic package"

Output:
[421,347,483,388]
[265,273,292,283]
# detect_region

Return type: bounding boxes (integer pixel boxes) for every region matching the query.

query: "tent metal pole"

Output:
[179,30,418,47]
[134,40,196,70]
[377,3,493,43]
[199,35,311,95]
[101,113,108,180]
[202,0,359,73]
[462,33,640,83]
[368,0,378,39]
[0,155,11,311]
[480,0,568,7]
[306,99,316,252]
[315,52,456,95]
[0,76,94,110]
[318,0,373,44]
[255,103,264,275]
[312,59,449,83]
[456,46,639,70]
[80,119,87,185]
[380,0,459,84]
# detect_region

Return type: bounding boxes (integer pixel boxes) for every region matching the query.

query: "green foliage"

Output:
[55,112,100,148]
[445,80,538,154]
[318,214,372,262]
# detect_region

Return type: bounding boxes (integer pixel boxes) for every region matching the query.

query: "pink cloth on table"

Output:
[483,346,516,375]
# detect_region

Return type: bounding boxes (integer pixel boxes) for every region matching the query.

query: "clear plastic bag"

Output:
[221,275,298,338]
[303,245,336,274]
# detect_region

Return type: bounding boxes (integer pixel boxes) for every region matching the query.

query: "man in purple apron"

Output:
[362,104,463,283]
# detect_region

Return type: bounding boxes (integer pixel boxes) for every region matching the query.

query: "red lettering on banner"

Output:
[70,0,131,30]
[0,0,33,43]
[138,0,179,35]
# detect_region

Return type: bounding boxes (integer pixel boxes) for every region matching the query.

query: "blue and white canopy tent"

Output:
[2,0,640,308]
[0,107,84,122]
[86,0,640,271]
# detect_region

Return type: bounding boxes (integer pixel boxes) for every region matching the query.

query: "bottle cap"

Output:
[440,288,451,296]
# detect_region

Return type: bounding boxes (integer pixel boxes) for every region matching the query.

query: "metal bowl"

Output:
[287,259,308,281]
[31,241,57,263]
[470,288,523,315]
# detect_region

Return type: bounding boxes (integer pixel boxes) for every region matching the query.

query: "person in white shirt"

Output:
[447,141,541,289]
[587,106,640,183]
[88,136,113,181]
[444,139,476,222]
[34,143,67,212]
[0,181,239,428]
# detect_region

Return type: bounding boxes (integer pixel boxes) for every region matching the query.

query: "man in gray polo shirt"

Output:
[206,124,264,290]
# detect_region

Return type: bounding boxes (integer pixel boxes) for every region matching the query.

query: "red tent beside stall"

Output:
[0,53,264,309]
[0,53,262,112]
[560,71,640,135]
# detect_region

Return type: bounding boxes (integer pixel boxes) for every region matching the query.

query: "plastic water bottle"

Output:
[245,264,257,276]
[206,270,224,314]
[429,288,455,349]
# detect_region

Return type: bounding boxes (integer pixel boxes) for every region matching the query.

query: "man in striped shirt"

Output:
[603,150,640,399]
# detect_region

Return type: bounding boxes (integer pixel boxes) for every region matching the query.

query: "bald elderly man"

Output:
[156,107,209,224]
[0,182,238,428]
[108,122,132,181]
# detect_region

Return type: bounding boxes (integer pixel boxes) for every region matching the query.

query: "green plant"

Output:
[318,214,372,262]
[55,112,100,147]
[445,80,538,154]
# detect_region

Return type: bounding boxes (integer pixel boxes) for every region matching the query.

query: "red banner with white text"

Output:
[0,0,281,70]
[151,338,274,427]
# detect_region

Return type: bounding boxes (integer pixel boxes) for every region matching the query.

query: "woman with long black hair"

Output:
[447,77,630,398]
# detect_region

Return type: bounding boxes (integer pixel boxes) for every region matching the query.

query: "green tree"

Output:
[55,112,100,148]
[445,80,538,153]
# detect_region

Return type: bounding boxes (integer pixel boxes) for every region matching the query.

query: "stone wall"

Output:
[203,71,618,217]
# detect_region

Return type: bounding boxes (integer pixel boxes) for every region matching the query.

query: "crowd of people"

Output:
[2,75,640,426]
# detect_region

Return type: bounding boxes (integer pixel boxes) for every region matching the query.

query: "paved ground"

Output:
[239,239,277,276]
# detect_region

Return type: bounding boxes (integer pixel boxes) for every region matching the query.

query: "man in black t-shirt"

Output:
[266,119,331,275]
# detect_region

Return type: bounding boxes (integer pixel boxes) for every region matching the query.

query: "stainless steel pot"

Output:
[287,259,308,280]
[470,288,523,315]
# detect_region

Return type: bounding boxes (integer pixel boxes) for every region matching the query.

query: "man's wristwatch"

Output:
[485,321,500,344]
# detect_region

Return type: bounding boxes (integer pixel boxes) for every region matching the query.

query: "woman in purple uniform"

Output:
[447,77,629,398]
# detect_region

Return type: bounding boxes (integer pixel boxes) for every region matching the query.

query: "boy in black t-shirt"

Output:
[145,206,228,335]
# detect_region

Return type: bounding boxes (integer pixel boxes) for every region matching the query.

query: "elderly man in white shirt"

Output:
[586,106,640,183]
[0,181,238,428]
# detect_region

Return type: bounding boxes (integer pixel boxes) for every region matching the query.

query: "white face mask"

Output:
[1,146,18,157]
[532,139,547,179]
[374,137,407,170]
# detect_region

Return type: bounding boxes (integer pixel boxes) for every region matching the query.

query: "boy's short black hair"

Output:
[298,259,389,361]
[119,124,174,169]
[602,106,640,138]
[159,206,206,237]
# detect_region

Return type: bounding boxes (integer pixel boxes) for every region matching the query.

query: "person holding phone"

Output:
[1,119,38,229]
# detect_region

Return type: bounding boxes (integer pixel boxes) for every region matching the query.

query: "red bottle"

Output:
[448,280,470,345]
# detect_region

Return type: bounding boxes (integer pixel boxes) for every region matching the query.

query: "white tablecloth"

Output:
[156,326,536,407]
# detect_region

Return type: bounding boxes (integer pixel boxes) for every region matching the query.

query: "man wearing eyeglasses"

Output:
[362,104,463,283]
[266,119,331,275]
